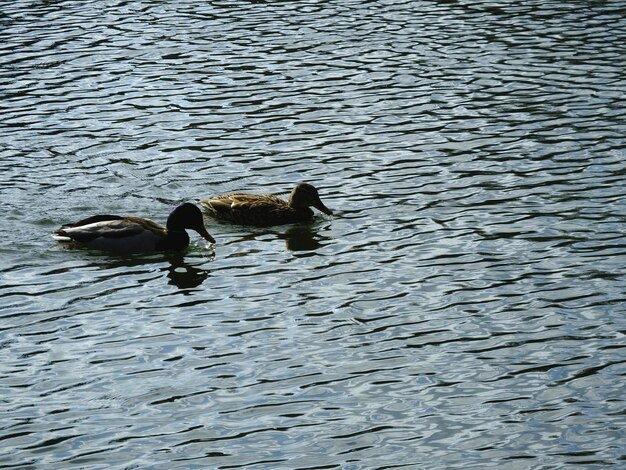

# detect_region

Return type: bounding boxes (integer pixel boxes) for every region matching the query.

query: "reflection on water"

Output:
[1,0,626,469]
[165,254,212,289]
[52,240,215,289]
[279,225,324,252]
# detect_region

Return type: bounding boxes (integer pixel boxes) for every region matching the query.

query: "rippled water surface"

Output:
[2,0,626,468]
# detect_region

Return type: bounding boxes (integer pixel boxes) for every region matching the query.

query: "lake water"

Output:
[1,0,625,468]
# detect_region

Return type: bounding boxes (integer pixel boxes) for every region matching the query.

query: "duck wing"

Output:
[54,216,169,253]
[56,215,166,243]
[55,218,146,242]
[200,194,288,225]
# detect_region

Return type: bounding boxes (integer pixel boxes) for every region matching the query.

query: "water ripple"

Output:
[1,0,625,468]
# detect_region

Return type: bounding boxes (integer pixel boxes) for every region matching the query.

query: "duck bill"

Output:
[197,226,216,244]
[314,200,333,216]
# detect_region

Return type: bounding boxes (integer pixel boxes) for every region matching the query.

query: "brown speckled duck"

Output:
[199,182,333,226]
[53,203,215,253]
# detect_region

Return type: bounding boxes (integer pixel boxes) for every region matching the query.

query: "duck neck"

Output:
[159,229,189,251]
[289,192,308,209]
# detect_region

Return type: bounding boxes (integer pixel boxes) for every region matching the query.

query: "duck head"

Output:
[168,203,216,244]
[289,183,333,216]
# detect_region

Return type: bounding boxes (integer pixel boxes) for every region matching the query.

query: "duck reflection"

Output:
[164,253,211,289]
[277,225,322,251]
[68,250,213,289]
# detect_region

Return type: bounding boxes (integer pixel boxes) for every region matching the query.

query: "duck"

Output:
[199,182,333,226]
[52,203,215,253]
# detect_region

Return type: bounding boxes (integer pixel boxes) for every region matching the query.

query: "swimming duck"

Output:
[53,203,215,253]
[199,182,333,226]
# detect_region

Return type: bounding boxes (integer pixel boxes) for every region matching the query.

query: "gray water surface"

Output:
[1,1,625,468]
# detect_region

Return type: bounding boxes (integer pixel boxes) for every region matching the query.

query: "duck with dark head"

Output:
[53,203,215,254]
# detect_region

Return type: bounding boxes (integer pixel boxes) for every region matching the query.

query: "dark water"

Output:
[1,0,625,468]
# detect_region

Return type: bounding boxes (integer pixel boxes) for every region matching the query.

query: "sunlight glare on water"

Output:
[1,0,625,468]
